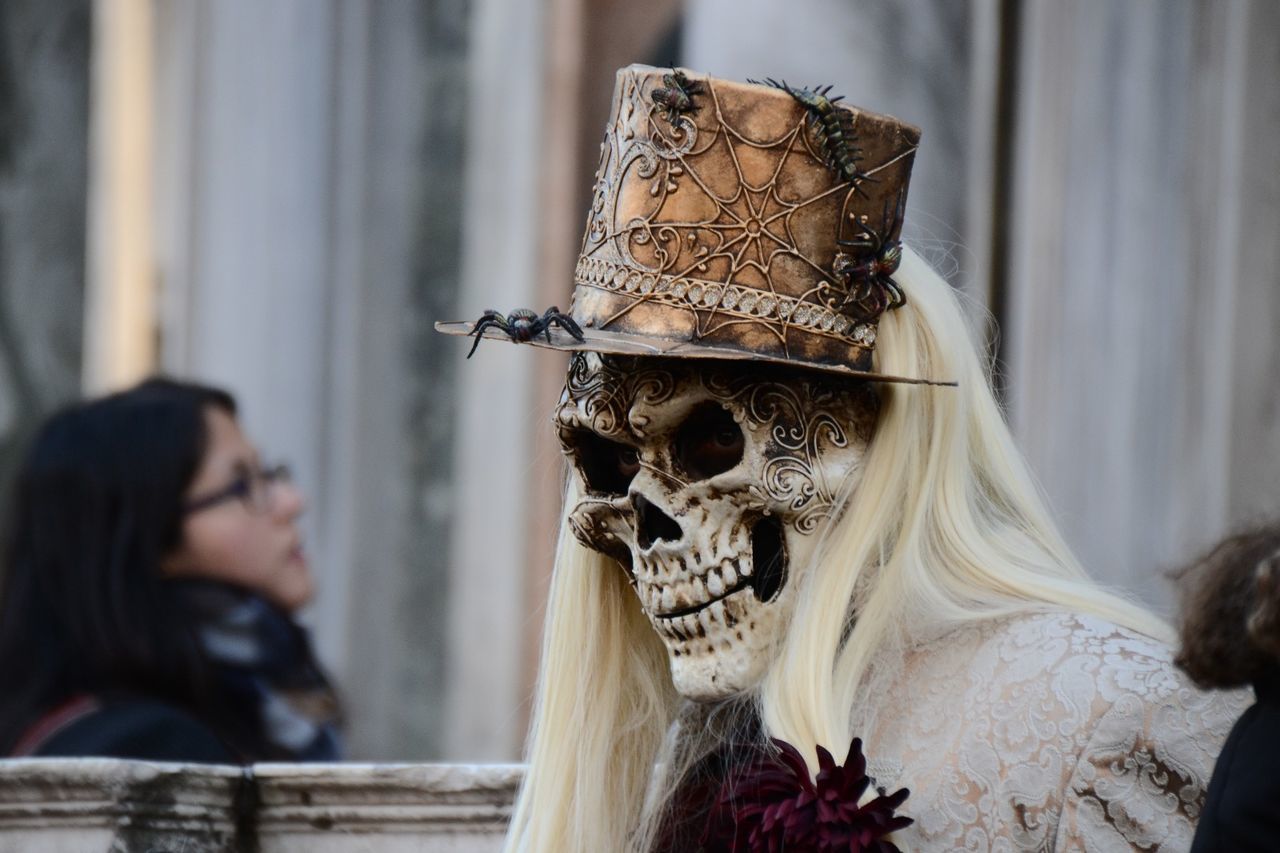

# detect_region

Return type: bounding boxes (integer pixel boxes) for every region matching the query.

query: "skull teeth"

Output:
[648,582,750,644]
[640,556,754,622]
[661,603,728,644]
[708,600,727,626]
[696,607,714,636]
[722,561,738,587]
[674,613,703,641]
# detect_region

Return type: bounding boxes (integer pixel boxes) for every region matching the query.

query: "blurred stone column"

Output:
[151,0,470,759]
[1219,1,1280,533]
[1005,0,1280,610]
[442,0,548,761]
[322,0,470,761]
[83,0,155,393]
[0,0,90,514]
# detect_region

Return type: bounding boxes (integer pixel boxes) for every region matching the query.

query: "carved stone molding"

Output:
[0,760,521,852]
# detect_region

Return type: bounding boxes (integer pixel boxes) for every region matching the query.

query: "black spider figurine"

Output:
[824,188,908,320]
[651,68,704,125]
[466,306,586,358]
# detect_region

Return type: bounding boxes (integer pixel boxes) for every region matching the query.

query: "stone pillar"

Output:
[150,0,470,759]
[443,0,547,761]
[0,0,90,512]
[83,0,155,393]
[1219,1,1280,530]
[319,0,471,763]
[1005,0,1280,611]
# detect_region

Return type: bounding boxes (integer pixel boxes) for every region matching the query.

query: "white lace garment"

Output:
[857,611,1249,851]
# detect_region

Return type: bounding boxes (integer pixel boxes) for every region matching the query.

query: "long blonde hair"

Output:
[505,249,1168,852]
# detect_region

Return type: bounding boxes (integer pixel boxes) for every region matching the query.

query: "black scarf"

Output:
[173,580,343,762]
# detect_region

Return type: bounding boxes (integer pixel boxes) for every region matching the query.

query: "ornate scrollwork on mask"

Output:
[560,353,678,439]
[705,370,875,533]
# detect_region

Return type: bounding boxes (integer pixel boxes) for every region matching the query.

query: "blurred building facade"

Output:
[0,0,1277,763]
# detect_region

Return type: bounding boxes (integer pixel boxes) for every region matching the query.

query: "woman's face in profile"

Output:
[164,407,313,611]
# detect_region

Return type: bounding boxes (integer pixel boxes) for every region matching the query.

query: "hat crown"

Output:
[572,64,920,374]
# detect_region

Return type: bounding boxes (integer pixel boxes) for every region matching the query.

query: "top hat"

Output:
[437,64,950,386]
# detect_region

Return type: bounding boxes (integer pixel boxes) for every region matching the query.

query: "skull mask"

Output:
[555,352,878,700]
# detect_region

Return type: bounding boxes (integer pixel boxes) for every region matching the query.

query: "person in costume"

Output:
[1177,525,1280,851]
[440,65,1244,851]
[0,378,342,762]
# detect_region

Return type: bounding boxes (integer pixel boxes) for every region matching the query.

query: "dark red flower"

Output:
[701,737,911,852]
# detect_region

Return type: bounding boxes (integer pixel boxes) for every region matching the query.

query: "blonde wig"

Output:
[505,249,1169,853]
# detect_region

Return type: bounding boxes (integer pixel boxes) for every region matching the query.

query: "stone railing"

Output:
[0,759,522,852]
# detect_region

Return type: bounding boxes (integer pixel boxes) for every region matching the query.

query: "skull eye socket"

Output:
[563,430,641,495]
[675,403,745,481]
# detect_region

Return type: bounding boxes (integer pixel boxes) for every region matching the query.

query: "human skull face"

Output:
[555,353,877,700]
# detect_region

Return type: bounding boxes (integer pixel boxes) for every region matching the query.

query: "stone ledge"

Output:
[0,759,522,852]
[254,763,522,835]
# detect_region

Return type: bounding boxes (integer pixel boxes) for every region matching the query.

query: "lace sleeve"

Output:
[1053,687,1245,851]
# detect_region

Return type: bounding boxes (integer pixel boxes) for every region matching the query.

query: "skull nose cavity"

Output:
[634,494,682,550]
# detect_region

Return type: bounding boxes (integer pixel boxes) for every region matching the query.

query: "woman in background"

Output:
[0,378,341,762]
[1177,524,1280,851]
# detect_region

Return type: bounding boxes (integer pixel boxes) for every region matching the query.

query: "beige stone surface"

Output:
[0,759,520,853]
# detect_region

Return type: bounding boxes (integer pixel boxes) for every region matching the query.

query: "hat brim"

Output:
[435,321,956,387]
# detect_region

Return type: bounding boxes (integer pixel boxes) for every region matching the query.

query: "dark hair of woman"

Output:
[1174,523,1280,689]
[0,377,335,760]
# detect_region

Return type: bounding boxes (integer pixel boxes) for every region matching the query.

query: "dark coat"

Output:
[1191,670,1280,852]
[18,695,237,763]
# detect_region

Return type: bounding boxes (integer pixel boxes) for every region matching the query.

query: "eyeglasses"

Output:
[184,463,293,516]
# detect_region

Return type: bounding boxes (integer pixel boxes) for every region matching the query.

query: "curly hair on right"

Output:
[1174,523,1280,689]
